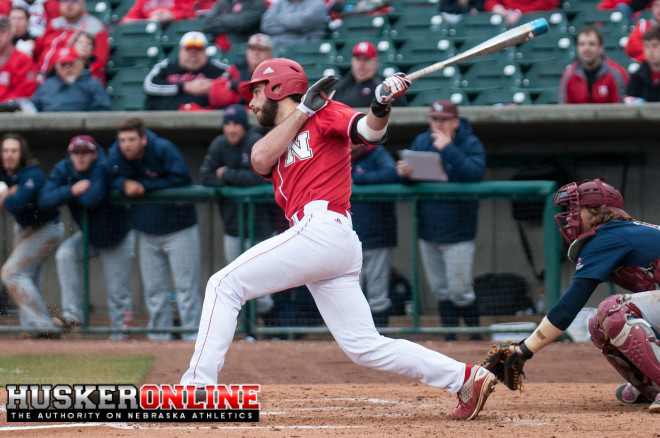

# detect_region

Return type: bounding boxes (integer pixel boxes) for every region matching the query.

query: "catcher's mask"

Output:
[238,58,308,102]
[553,178,630,243]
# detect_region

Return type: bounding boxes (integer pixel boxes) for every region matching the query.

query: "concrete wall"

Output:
[0,103,658,318]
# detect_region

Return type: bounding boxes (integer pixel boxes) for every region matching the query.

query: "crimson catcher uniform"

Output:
[181,58,496,420]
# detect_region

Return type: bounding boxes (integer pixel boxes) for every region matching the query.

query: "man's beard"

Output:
[257,97,278,128]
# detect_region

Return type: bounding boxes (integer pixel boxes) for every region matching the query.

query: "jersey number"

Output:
[285,131,313,166]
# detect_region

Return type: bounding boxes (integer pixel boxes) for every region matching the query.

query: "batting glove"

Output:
[298,76,339,117]
[375,72,411,104]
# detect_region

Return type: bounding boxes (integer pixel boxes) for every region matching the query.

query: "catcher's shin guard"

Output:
[593,294,660,397]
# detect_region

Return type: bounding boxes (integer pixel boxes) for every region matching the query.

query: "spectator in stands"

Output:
[625,0,660,62]
[260,0,327,56]
[2,0,60,39]
[201,0,267,51]
[331,41,406,108]
[485,0,559,26]
[121,0,216,24]
[31,46,111,111]
[0,15,38,107]
[199,104,277,324]
[0,133,65,339]
[350,141,399,328]
[39,135,135,340]
[144,31,239,110]
[209,32,274,107]
[107,117,202,341]
[72,31,103,83]
[34,0,109,83]
[440,0,484,16]
[625,26,660,102]
[396,100,486,341]
[559,26,629,104]
[10,7,36,56]
[597,0,650,22]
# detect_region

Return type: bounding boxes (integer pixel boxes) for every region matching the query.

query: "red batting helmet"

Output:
[238,58,308,102]
[553,178,630,243]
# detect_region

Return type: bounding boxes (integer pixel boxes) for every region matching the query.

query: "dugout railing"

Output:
[0,180,560,337]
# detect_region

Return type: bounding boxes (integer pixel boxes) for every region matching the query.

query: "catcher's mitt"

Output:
[479,341,532,391]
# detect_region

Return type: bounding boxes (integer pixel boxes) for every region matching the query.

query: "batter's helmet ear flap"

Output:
[238,58,309,102]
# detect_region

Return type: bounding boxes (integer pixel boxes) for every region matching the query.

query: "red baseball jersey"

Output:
[268,101,362,220]
[0,49,37,102]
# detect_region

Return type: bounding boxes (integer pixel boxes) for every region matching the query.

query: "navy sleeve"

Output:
[441,135,486,182]
[546,277,601,331]
[352,147,400,185]
[4,167,44,213]
[76,163,108,208]
[137,139,191,191]
[39,160,74,209]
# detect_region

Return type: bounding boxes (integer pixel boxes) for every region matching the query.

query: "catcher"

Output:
[481,178,660,414]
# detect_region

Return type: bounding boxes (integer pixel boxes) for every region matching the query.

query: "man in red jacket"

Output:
[0,15,37,106]
[485,0,559,26]
[33,0,108,83]
[559,25,629,104]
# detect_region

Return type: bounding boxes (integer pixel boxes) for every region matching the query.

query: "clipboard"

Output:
[399,149,448,182]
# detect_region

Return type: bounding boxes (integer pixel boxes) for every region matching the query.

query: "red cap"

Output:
[54,46,78,65]
[429,100,458,118]
[68,135,98,153]
[352,41,377,58]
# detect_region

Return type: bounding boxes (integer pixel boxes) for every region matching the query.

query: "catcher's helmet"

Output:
[553,178,630,243]
[238,58,308,102]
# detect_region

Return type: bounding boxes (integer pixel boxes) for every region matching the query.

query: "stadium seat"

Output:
[378,63,400,77]
[405,63,461,100]
[86,0,111,25]
[459,59,523,92]
[329,14,391,42]
[110,0,133,24]
[519,10,570,34]
[388,10,445,42]
[283,40,338,66]
[389,0,439,12]
[521,59,567,92]
[512,29,576,67]
[409,89,469,107]
[106,67,151,96]
[111,89,147,111]
[533,87,559,105]
[442,11,507,42]
[393,35,455,69]
[110,22,162,48]
[106,43,164,74]
[302,64,341,83]
[160,18,208,50]
[470,88,531,106]
[220,42,247,66]
[333,37,397,69]
[568,9,630,35]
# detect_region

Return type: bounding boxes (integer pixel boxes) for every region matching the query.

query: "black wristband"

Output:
[519,340,534,359]
[370,98,390,118]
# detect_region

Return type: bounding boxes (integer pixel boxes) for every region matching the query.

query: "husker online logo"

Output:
[5,384,260,422]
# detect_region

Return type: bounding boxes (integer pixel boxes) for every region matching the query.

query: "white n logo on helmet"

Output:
[285,131,313,166]
[263,67,275,74]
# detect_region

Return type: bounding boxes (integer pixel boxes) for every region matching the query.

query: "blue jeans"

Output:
[1,220,65,330]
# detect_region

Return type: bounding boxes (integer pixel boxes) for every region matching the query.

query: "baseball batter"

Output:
[498,179,660,413]
[181,58,497,420]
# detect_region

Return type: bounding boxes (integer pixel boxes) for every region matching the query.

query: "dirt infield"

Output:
[1,338,658,437]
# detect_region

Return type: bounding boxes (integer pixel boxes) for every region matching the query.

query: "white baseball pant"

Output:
[182,201,466,394]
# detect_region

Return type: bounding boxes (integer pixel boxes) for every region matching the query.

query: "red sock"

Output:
[464,365,473,383]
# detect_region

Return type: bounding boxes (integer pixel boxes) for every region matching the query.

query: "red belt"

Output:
[289,204,350,227]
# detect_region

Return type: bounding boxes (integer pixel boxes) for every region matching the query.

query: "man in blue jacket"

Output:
[351,142,400,327]
[0,133,65,338]
[108,117,202,341]
[39,135,135,339]
[396,100,486,341]
[31,46,111,112]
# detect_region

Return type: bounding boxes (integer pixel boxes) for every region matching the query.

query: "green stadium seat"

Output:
[106,67,150,96]
[329,14,391,42]
[521,59,566,92]
[111,88,147,111]
[333,38,397,69]
[106,43,164,73]
[86,0,111,25]
[110,0,133,24]
[110,22,162,48]
[160,18,207,50]
[283,40,338,66]
[568,9,630,35]
[219,42,247,66]
[470,88,531,106]
[442,11,507,42]
[393,35,455,69]
[459,59,522,92]
[512,29,576,67]
[378,63,400,77]
[519,10,570,34]
[389,0,439,12]
[533,87,559,105]
[409,89,468,107]
[388,10,445,42]
[405,62,461,100]
[302,64,341,83]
